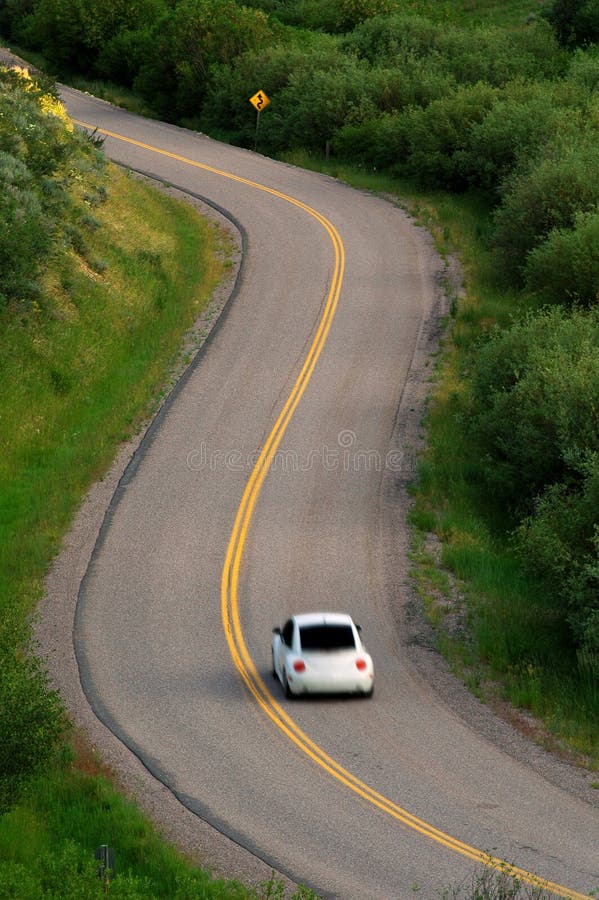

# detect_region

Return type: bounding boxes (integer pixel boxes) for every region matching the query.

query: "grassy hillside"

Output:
[0,64,278,899]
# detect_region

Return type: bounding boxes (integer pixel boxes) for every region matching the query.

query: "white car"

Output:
[271,612,374,698]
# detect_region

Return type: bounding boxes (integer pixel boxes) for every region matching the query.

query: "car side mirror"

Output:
[272,626,281,635]
[356,624,362,632]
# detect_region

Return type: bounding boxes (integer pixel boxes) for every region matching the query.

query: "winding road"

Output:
[54,87,598,899]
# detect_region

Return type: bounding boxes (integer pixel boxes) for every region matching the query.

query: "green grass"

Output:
[0,767,247,898]
[0,760,317,898]
[0,166,227,623]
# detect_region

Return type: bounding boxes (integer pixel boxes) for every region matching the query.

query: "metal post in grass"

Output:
[95,845,115,891]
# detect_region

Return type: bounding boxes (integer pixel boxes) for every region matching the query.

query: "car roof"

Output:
[292,612,355,628]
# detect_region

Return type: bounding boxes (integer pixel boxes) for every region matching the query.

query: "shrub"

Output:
[134,0,276,120]
[492,132,599,280]
[0,160,48,305]
[0,66,106,306]
[203,37,363,150]
[263,0,344,31]
[270,53,372,150]
[343,13,459,64]
[0,0,37,40]
[365,61,458,112]
[344,13,563,82]
[542,0,599,47]
[331,111,408,169]
[468,306,599,516]
[455,81,565,195]
[95,27,156,87]
[397,81,498,189]
[566,44,599,89]
[524,209,599,305]
[132,15,178,121]
[0,611,65,810]
[336,0,397,32]
[517,458,599,652]
[18,0,168,74]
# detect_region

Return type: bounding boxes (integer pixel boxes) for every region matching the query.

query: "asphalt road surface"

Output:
[56,86,598,899]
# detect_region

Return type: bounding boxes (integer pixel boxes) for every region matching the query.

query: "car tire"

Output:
[271,650,277,679]
[282,669,294,700]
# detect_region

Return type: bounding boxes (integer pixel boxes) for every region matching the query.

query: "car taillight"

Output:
[293,660,306,673]
[356,659,367,671]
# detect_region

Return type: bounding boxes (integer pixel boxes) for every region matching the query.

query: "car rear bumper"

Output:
[287,671,373,696]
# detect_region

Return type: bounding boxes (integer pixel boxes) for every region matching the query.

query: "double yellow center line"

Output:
[75,120,589,900]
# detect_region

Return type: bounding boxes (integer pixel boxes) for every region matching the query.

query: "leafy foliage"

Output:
[468,307,599,650]
[0,66,106,307]
[0,610,65,811]
[133,0,276,120]
[542,0,599,47]
[395,81,499,189]
[517,460,599,652]
[15,0,168,73]
[455,81,566,195]
[524,209,599,305]
[492,130,599,281]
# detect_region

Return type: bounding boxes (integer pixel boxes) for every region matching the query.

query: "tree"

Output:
[543,0,599,47]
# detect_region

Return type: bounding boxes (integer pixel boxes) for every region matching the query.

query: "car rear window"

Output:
[299,624,356,651]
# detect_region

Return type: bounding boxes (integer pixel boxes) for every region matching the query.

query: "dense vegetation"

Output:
[0,0,597,894]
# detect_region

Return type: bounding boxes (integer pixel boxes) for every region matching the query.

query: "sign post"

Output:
[249,89,270,151]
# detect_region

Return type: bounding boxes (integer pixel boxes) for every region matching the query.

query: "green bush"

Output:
[0,68,103,306]
[342,12,441,62]
[336,0,397,32]
[542,0,599,47]
[397,81,499,189]
[566,44,599,88]
[344,13,563,82]
[468,306,599,515]
[269,53,371,149]
[202,36,357,149]
[492,131,599,279]
[366,60,458,111]
[524,209,599,305]
[134,0,276,120]
[517,457,599,652]
[0,67,105,306]
[455,81,566,195]
[95,27,156,87]
[262,0,344,31]
[0,611,65,811]
[331,111,407,169]
[17,0,167,74]
[0,153,49,305]
[0,0,37,40]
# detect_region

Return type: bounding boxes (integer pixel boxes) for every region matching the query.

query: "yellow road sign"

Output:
[249,90,270,111]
